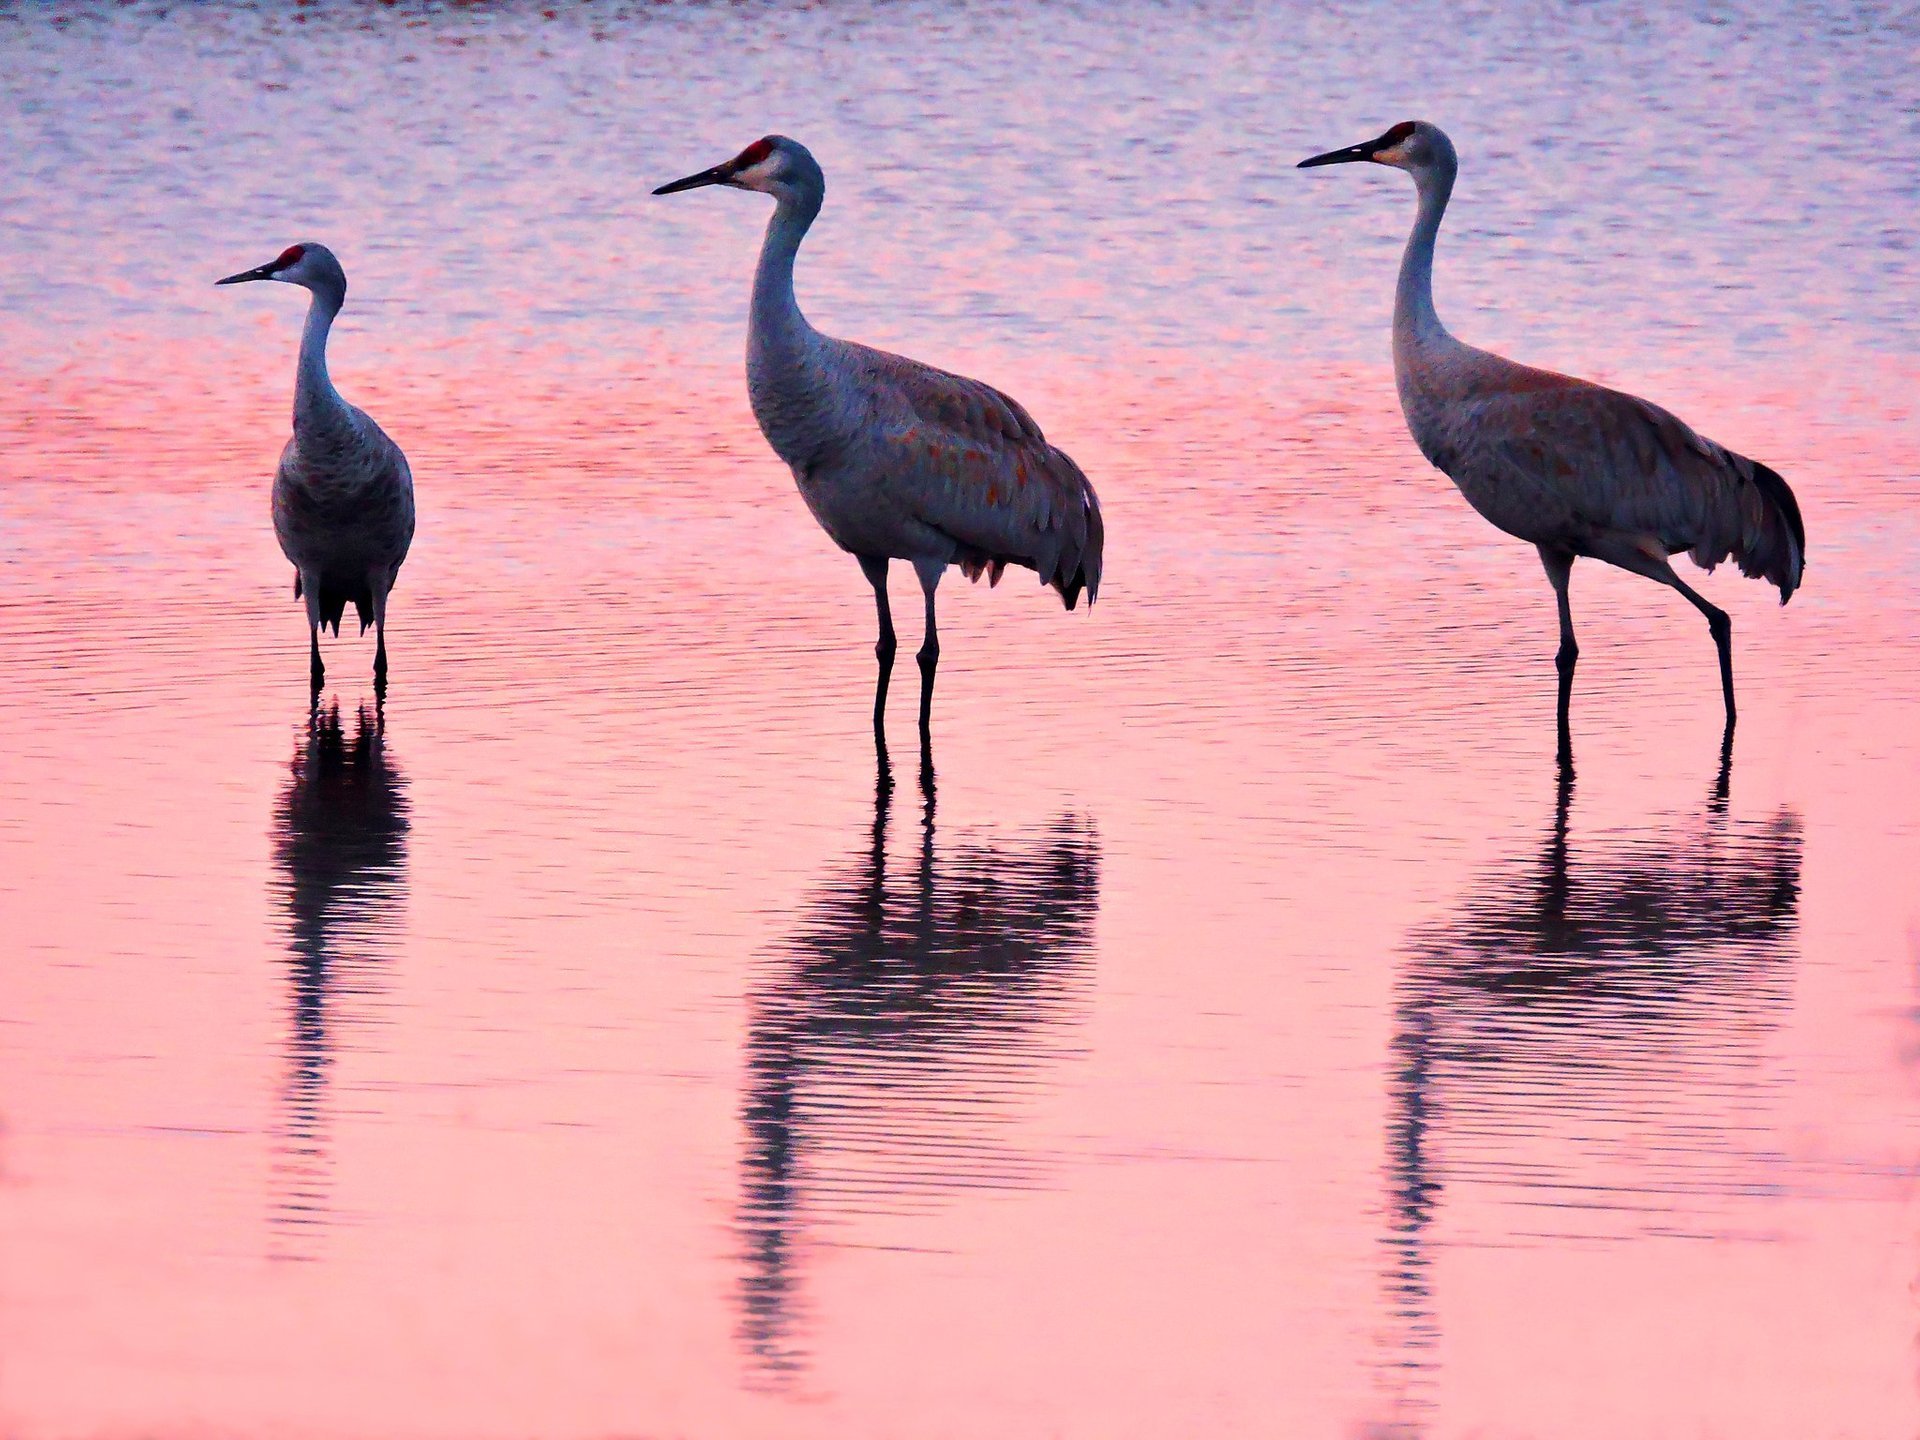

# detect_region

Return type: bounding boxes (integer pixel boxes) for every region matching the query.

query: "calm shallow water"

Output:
[2,3,1918,1437]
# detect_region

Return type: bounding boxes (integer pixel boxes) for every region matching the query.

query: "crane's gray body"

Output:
[1396,317,1802,596]
[738,150,1101,606]
[274,396,414,639]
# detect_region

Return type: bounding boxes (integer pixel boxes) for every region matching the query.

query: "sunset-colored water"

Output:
[2,4,1916,1437]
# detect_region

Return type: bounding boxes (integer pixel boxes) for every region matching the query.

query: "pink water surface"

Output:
[2,4,1918,1438]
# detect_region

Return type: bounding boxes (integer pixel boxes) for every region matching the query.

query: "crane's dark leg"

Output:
[859,556,895,741]
[1537,545,1578,764]
[1591,537,1736,733]
[1703,599,1736,731]
[912,557,944,741]
[1659,570,1736,730]
[308,625,325,692]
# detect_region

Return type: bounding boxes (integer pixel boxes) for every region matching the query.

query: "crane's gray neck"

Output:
[750,189,823,359]
[294,277,349,432]
[745,181,847,472]
[1396,157,1456,352]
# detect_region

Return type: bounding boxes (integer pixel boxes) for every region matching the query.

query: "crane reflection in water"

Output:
[736,749,1100,1383]
[1368,750,1801,1432]
[268,701,409,1259]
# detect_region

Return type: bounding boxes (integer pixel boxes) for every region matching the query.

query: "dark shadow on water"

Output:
[1368,751,1801,1432]
[736,744,1099,1385]
[268,699,409,1260]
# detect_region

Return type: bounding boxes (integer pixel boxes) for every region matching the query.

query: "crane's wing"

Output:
[847,342,1104,608]
[1462,376,1804,601]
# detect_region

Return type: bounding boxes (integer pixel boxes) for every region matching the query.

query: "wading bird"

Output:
[218,244,416,693]
[653,137,1103,741]
[1298,122,1804,747]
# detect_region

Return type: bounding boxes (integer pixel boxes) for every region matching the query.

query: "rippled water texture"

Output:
[3,3,1917,1437]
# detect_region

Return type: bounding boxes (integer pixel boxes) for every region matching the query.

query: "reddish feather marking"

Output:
[733,137,776,168]
[272,244,307,271]
[1381,120,1417,145]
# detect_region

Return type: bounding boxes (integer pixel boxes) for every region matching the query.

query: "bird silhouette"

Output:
[736,749,1098,1382]
[269,699,409,1258]
[1370,752,1800,1426]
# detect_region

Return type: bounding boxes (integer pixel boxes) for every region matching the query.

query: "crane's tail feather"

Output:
[313,579,376,637]
[1745,461,1805,603]
[1698,456,1804,603]
[951,478,1104,611]
[1052,482,1105,611]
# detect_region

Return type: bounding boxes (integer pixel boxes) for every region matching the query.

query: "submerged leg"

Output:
[371,574,392,696]
[912,557,944,740]
[1537,545,1578,763]
[300,569,325,692]
[859,555,895,741]
[1711,726,1734,813]
[1591,536,1736,731]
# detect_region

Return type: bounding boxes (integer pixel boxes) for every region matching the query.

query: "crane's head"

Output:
[216,242,346,297]
[653,135,824,210]
[1297,120,1454,177]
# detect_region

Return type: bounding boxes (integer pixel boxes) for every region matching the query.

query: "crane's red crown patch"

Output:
[273,244,307,270]
[734,137,777,168]
[1382,121,1417,145]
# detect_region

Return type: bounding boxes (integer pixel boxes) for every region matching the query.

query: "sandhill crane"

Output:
[653,137,1104,742]
[218,244,416,693]
[1299,122,1805,747]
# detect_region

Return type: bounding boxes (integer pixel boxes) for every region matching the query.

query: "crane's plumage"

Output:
[1402,345,1804,603]
[834,339,1102,606]
[1301,120,1804,744]
[656,136,1102,741]
[220,242,416,692]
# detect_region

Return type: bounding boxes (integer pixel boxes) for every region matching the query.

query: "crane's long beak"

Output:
[1297,140,1379,169]
[215,262,277,285]
[653,163,732,196]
